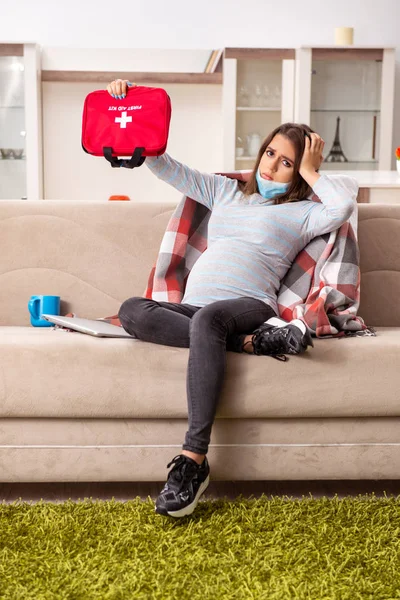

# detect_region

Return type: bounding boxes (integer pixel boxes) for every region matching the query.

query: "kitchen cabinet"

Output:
[295,46,395,171]
[0,43,42,200]
[222,46,396,174]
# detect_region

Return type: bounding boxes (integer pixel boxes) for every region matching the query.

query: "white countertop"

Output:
[319,170,400,188]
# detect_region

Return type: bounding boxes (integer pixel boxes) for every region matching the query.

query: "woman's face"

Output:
[258,134,296,184]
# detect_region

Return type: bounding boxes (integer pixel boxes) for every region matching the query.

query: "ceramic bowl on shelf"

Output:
[0,149,13,159]
[12,149,24,159]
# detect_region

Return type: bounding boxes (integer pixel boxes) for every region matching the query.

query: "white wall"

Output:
[1,0,400,201]
[2,0,399,48]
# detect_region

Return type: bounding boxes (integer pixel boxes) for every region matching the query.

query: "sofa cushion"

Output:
[0,326,397,419]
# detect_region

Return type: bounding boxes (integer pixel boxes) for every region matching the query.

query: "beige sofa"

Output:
[1,200,399,483]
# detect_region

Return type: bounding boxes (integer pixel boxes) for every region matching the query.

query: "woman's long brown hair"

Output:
[241,122,316,205]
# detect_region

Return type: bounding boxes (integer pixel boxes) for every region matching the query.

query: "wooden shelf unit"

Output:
[0,44,24,57]
[41,71,222,84]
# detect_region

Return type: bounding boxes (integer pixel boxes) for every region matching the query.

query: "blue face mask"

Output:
[256,169,290,199]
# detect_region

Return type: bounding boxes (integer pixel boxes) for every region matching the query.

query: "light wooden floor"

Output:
[1,480,400,503]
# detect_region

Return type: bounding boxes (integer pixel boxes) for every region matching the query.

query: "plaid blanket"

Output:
[67,171,375,338]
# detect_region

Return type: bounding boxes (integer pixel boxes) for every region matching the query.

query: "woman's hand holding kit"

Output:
[106,79,136,99]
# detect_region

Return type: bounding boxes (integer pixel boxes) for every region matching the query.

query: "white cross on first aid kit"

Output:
[115,111,132,129]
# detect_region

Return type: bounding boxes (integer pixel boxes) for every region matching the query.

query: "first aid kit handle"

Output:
[103,147,146,169]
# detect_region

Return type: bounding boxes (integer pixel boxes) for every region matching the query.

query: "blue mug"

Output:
[28,295,60,327]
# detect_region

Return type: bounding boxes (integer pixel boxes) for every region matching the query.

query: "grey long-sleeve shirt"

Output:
[146,153,358,313]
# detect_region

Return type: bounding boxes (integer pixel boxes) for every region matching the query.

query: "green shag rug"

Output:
[1,493,400,600]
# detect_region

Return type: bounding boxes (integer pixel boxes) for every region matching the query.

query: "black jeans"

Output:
[118,297,277,455]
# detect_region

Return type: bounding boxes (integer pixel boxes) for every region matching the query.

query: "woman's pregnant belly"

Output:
[182,239,282,308]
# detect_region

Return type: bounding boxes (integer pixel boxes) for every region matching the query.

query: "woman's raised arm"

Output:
[105,80,236,210]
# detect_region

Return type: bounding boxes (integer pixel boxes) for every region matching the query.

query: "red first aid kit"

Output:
[81,85,171,168]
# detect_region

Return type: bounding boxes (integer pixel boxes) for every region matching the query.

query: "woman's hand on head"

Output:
[106,79,136,99]
[299,133,324,177]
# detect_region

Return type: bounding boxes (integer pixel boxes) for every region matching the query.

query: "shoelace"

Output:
[251,329,288,362]
[166,455,201,493]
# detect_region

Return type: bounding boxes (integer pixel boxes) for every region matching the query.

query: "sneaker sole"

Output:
[288,330,314,354]
[155,474,210,518]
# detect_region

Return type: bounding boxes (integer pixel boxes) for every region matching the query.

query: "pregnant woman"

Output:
[107,79,357,518]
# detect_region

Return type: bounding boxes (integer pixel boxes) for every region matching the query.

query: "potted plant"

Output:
[396,147,400,175]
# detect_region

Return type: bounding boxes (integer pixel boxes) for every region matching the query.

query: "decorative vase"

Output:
[397,161,400,175]
[246,133,262,157]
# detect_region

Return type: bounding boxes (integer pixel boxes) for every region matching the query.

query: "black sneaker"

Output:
[155,454,210,518]
[251,322,314,360]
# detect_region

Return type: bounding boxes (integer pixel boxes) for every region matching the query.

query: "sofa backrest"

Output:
[357,203,400,327]
[1,201,399,327]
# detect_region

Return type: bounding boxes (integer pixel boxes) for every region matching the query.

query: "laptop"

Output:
[42,314,136,338]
